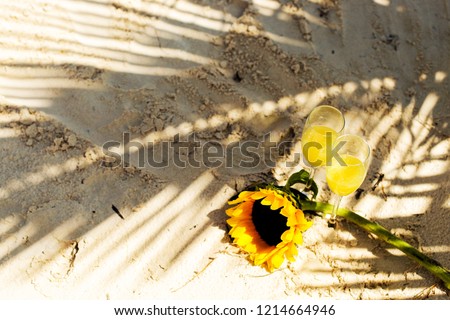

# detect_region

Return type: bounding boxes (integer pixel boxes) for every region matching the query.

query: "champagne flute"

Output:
[301,105,345,190]
[326,134,370,223]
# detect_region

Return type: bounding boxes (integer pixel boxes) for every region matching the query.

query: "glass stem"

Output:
[330,195,342,222]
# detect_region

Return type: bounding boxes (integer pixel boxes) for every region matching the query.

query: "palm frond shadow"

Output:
[0,0,448,298]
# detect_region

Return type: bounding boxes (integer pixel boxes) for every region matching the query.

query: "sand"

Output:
[0,0,449,299]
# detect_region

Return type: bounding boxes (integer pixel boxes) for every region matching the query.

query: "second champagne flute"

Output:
[301,105,345,190]
[326,134,371,223]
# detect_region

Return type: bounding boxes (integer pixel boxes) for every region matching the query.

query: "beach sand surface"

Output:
[0,0,449,299]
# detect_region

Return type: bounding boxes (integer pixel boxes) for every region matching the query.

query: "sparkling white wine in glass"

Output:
[327,154,366,196]
[326,134,370,221]
[301,105,345,189]
[302,125,339,167]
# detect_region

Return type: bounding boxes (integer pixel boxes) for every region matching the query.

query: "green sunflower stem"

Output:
[301,200,450,291]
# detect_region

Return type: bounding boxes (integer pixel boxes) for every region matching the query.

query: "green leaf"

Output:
[307,181,319,199]
[285,169,310,190]
[284,170,318,199]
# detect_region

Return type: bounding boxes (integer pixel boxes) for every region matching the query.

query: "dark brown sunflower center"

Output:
[251,199,289,246]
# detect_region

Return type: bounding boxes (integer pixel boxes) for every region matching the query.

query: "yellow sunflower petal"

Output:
[244,242,257,253]
[270,195,284,210]
[280,202,296,217]
[285,243,298,262]
[229,225,247,238]
[225,206,236,217]
[225,205,241,217]
[287,213,297,226]
[265,245,289,271]
[268,252,285,270]
[227,198,243,206]
[298,219,313,232]
[235,232,253,247]
[280,228,294,242]
[226,201,254,218]
[295,210,306,223]
[250,191,268,200]
[260,193,275,206]
[228,191,254,205]
[253,246,274,265]
[293,229,303,244]
[227,216,250,227]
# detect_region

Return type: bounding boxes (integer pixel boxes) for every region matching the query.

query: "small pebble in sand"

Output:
[54,137,63,147]
[219,60,228,68]
[25,124,38,138]
[20,117,33,126]
[67,134,77,147]
[291,64,301,74]
[248,25,258,35]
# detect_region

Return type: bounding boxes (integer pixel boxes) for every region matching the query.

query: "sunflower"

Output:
[226,188,313,272]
